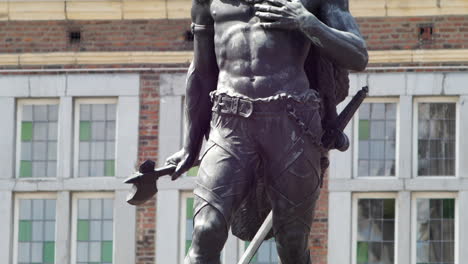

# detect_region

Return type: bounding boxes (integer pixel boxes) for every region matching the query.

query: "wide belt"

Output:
[211,94,254,118]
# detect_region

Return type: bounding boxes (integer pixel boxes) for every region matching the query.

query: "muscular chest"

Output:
[209,0,320,23]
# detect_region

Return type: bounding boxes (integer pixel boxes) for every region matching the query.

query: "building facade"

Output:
[0,1,467,264]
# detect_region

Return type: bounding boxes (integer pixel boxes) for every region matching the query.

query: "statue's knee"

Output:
[192,205,227,249]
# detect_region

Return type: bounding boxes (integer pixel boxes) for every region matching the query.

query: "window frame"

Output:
[12,192,58,264]
[70,192,115,264]
[353,97,400,179]
[179,191,195,263]
[411,192,459,264]
[15,99,60,180]
[351,192,398,264]
[73,98,118,178]
[412,97,459,178]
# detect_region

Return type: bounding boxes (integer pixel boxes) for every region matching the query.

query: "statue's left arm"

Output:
[255,0,368,71]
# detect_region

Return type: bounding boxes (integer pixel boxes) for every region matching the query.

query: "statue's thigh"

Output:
[269,142,321,205]
[194,143,256,222]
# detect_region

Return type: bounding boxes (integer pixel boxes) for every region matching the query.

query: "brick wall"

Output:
[2,15,468,54]
[310,172,328,264]
[0,20,192,53]
[358,16,468,50]
[136,72,161,264]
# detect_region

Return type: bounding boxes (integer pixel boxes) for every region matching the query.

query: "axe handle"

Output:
[151,159,202,178]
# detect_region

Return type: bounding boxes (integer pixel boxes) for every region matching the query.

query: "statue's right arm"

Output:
[167,0,218,180]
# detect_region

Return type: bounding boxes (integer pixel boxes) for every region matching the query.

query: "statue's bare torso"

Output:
[211,0,319,98]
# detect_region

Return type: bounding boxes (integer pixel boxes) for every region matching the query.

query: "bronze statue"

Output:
[126,0,367,263]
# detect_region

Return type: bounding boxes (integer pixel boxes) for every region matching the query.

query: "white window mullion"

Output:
[115,96,139,179]
[0,97,15,179]
[0,191,13,263]
[55,191,71,264]
[398,96,413,179]
[396,191,411,264]
[57,97,73,179]
[457,191,468,263]
[458,95,468,179]
[329,191,352,264]
[113,190,136,264]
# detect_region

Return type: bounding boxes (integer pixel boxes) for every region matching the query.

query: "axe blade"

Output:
[125,171,158,205]
[124,161,177,205]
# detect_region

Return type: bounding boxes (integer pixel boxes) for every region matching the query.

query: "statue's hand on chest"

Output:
[252,0,319,30]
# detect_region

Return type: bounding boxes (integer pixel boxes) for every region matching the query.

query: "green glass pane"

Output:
[357,242,369,263]
[443,199,455,219]
[359,120,370,140]
[187,166,199,177]
[101,241,113,262]
[186,198,194,219]
[185,240,192,255]
[77,220,90,241]
[105,160,115,177]
[80,121,91,141]
[383,199,395,219]
[43,242,55,263]
[19,220,32,242]
[21,122,33,141]
[20,161,33,178]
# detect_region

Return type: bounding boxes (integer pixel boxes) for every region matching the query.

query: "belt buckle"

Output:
[238,99,253,118]
[220,97,231,114]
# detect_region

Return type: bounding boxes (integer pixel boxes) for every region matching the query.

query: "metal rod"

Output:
[238,211,273,264]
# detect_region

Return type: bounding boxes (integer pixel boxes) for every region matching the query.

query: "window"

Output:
[75,99,117,177]
[353,194,396,264]
[72,194,114,264]
[414,195,455,264]
[356,101,397,177]
[14,195,56,264]
[244,239,279,264]
[416,100,456,176]
[17,100,59,178]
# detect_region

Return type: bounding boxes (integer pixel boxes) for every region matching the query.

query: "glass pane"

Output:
[90,220,102,241]
[31,242,43,262]
[357,199,395,264]
[417,198,455,263]
[418,103,456,176]
[44,221,55,241]
[90,199,102,219]
[32,142,47,160]
[371,104,385,119]
[92,105,106,121]
[20,200,32,220]
[78,199,90,219]
[48,105,58,121]
[33,123,47,140]
[33,106,47,121]
[106,104,116,120]
[91,142,105,160]
[23,105,33,121]
[358,103,396,177]
[92,122,106,140]
[32,200,44,220]
[89,241,101,262]
[77,242,89,262]
[359,141,369,160]
[32,221,43,241]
